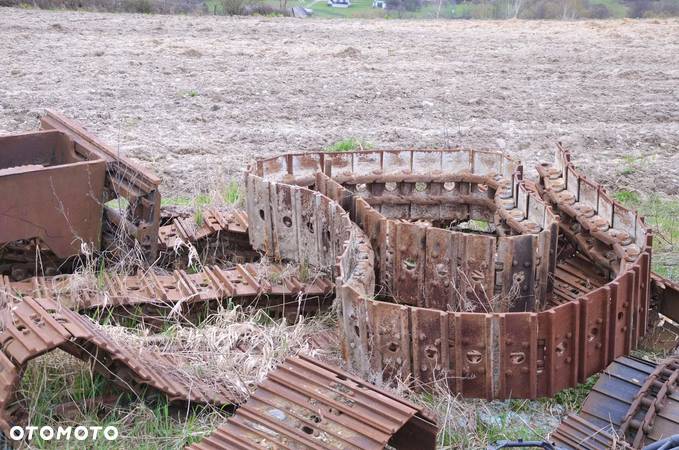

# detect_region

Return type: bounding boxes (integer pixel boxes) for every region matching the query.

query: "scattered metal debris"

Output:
[551,355,679,449]
[186,355,438,450]
[0,295,242,433]
[41,111,162,261]
[3,263,332,313]
[0,118,106,260]
[1,113,678,446]
[0,111,161,277]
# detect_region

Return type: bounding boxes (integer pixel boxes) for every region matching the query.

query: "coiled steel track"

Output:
[243,147,653,401]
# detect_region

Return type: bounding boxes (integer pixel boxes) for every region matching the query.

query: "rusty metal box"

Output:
[0,129,106,258]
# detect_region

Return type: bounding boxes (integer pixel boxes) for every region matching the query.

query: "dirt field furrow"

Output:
[1,10,678,195]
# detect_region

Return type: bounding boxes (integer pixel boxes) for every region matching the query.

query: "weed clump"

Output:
[324,138,372,153]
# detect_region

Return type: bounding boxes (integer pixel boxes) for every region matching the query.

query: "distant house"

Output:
[327,0,351,7]
[372,0,386,7]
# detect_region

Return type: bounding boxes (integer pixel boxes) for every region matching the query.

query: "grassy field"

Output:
[615,191,679,280]
[205,0,631,18]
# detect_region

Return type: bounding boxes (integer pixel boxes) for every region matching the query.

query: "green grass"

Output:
[161,180,243,227]
[323,137,372,152]
[614,191,679,281]
[618,155,650,177]
[550,375,598,411]
[613,189,641,205]
[222,180,241,205]
[162,181,241,209]
[105,197,130,212]
[161,194,211,208]
[306,0,377,18]
[421,393,564,448]
[589,0,629,17]
[19,353,227,449]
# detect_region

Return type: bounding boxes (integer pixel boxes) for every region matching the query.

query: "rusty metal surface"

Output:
[186,355,438,450]
[244,147,655,400]
[0,112,162,272]
[551,414,628,449]
[156,208,257,269]
[40,111,162,261]
[652,273,679,325]
[158,208,248,250]
[3,262,333,314]
[551,355,679,449]
[0,124,672,445]
[0,129,106,259]
[0,294,241,434]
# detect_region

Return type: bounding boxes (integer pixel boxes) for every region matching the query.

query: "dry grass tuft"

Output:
[18,306,339,448]
[103,304,339,398]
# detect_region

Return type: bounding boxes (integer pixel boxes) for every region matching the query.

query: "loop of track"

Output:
[244,147,652,400]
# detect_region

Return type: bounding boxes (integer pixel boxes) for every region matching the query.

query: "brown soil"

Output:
[1,10,678,196]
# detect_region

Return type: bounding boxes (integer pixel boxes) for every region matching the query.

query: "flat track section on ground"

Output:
[0,10,678,195]
[187,355,438,450]
[552,355,679,449]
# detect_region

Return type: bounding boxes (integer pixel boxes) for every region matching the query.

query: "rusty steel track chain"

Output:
[243,147,653,402]
[187,355,438,450]
[0,295,242,433]
[552,355,679,449]
[0,208,337,437]
[619,357,679,448]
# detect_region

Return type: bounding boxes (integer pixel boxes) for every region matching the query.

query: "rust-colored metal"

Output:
[157,208,257,269]
[158,208,248,249]
[0,294,241,434]
[1,115,678,443]
[551,355,679,449]
[0,128,106,259]
[40,111,162,261]
[0,111,162,274]
[651,273,679,325]
[186,355,438,450]
[3,262,333,313]
[551,414,629,449]
[244,147,656,400]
